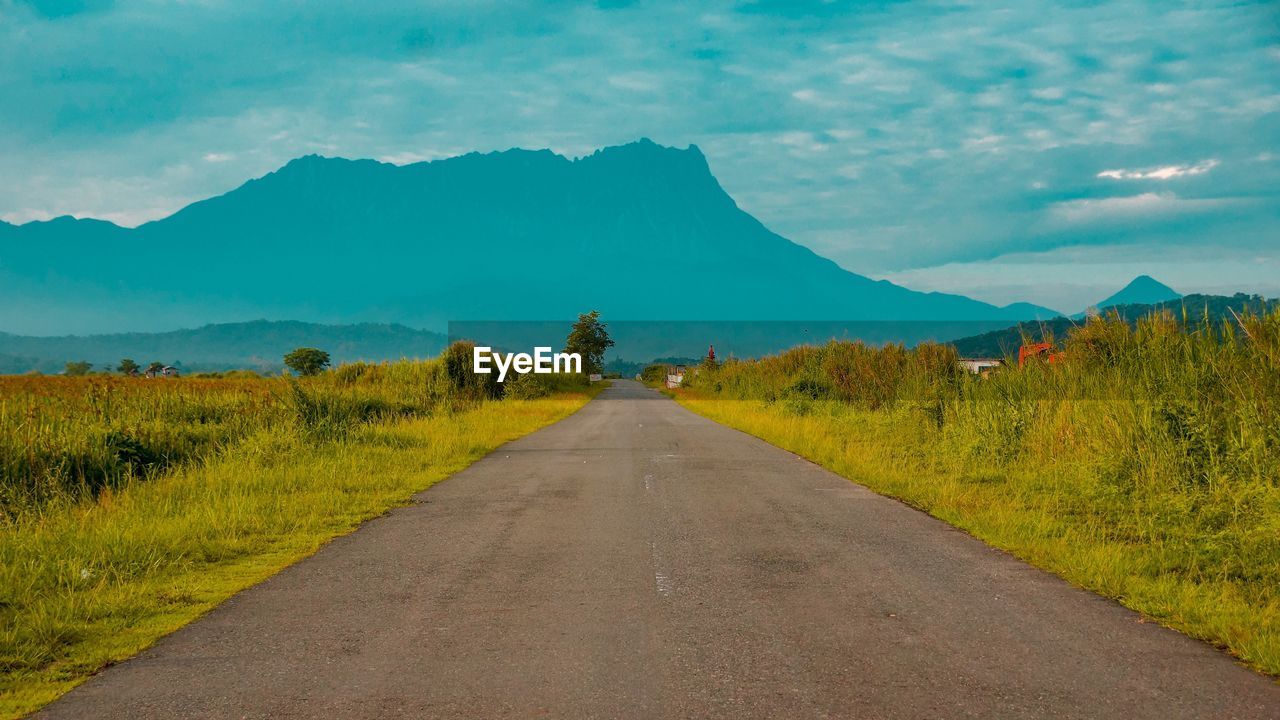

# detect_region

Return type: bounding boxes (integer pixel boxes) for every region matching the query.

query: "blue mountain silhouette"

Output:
[0,139,1059,335]
[1095,275,1181,310]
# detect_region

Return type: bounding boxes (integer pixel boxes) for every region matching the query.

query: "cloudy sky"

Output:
[3,0,1278,312]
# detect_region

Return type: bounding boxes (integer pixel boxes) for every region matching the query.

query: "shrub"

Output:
[63,361,92,377]
[504,372,551,399]
[332,361,375,385]
[442,341,503,402]
[640,364,668,385]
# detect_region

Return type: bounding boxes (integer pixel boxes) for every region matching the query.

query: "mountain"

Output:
[999,302,1063,321]
[1,139,1056,337]
[0,320,446,374]
[950,293,1278,358]
[1095,275,1181,311]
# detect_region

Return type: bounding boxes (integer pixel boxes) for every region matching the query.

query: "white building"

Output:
[665,365,687,389]
[959,358,1002,375]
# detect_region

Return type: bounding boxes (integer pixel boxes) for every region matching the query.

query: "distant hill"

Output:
[0,320,446,374]
[1094,275,1181,311]
[951,293,1279,358]
[0,140,1056,336]
[1001,302,1064,320]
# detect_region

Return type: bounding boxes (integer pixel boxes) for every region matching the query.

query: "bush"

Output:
[333,361,376,385]
[640,364,668,385]
[442,341,503,402]
[503,372,552,399]
[64,361,92,377]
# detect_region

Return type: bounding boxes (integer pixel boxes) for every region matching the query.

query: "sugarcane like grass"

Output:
[672,308,1280,677]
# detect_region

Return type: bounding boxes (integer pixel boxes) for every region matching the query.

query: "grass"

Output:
[669,309,1280,677]
[0,353,601,718]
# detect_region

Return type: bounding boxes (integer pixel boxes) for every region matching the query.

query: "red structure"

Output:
[707,344,716,362]
[1018,342,1062,367]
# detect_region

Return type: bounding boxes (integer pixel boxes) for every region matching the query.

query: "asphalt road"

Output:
[38,380,1280,719]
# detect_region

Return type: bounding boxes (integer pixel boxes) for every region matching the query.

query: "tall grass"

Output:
[0,353,599,718]
[675,308,1280,675]
[0,349,532,514]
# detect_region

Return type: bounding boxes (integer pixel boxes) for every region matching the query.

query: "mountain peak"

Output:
[576,139,716,193]
[245,141,710,194]
[1097,275,1181,309]
[286,152,328,164]
[273,153,376,174]
[586,138,705,160]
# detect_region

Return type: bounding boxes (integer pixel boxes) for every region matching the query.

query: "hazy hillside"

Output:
[0,320,446,374]
[951,293,1278,358]
[0,140,1057,336]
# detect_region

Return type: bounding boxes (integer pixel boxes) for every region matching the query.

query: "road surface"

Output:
[38,380,1280,718]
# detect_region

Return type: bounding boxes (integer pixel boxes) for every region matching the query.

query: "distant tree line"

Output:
[52,312,616,381]
[59,358,180,377]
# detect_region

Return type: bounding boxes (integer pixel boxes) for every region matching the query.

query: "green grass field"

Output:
[0,353,600,718]
[670,309,1280,677]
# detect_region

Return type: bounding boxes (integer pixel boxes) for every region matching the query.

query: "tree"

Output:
[64,361,92,376]
[118,358,140,376]
[284,347,331,377]
[564,310,614,375]
[146,361,166,375]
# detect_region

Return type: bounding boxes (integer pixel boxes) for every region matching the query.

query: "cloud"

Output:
[0,208,58,225]
[1047,192,1234,224]
[376,150,452,165]
[0,0,1276,308]
[607,72,663,93]
[791,88,840,108]
[776,130,829,154]
[1097,159,1219,180]
[963,134,1005,153]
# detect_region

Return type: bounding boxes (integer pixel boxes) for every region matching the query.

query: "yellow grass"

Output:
[676,392,1280,678]
[0,383,598,719]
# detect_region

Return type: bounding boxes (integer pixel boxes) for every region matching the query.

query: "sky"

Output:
[2,0,1278,313]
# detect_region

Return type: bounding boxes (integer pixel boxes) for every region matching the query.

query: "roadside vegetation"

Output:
[664,308,1280,676]
[0,343,600,718]
[953,292,1278,357]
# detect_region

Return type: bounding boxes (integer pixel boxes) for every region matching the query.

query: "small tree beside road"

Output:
[564,310,614,376]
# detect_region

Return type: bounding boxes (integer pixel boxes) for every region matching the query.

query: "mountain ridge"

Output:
[1,139,1060,335]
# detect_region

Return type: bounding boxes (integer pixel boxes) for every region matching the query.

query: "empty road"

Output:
[38,380,1280,718]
